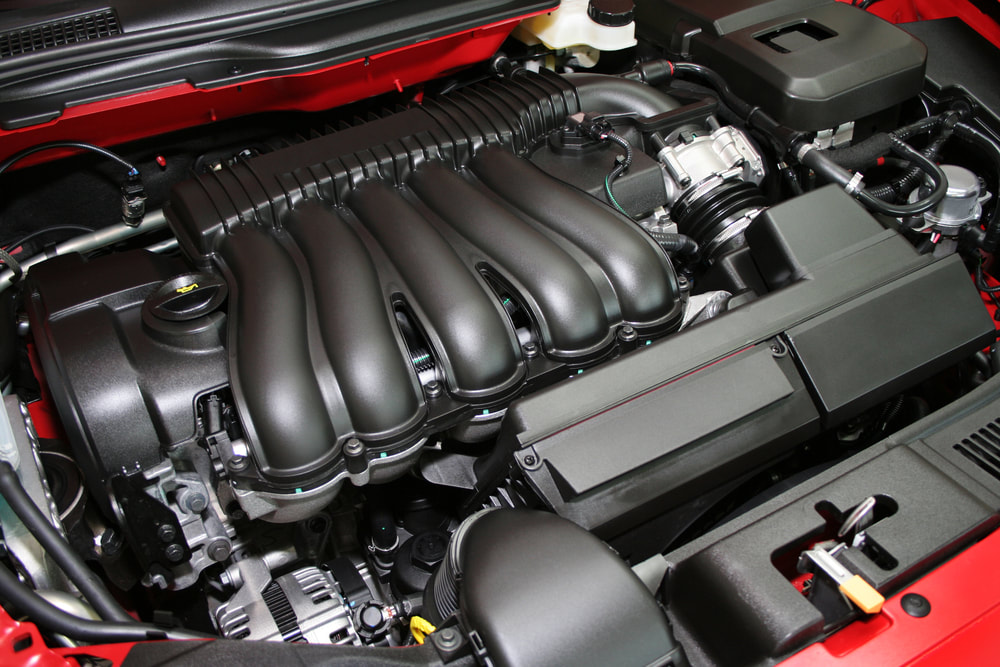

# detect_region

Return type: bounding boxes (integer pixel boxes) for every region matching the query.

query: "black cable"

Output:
[0,142,137,178]
[3,225,95,252]
[602,132,634,217]
[976,262,1000,294]
[0,564,209,643]
[0,461,133,623]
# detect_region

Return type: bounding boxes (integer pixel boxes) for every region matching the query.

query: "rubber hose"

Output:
[801,137,948,217]
[823,133,893,170]
[856,136,948,216]
[866,133,950,202]
[671,62,755,120]
[646,231,699,257]
[0,564,208,643]
[0,461,133,623]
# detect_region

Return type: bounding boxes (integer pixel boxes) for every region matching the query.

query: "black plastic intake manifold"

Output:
[29,71,686,519]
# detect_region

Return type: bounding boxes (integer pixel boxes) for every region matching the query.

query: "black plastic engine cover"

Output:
[166,72,685,489]
[476,187,995,540]
[25,250,229,507]
[635,0,927,130]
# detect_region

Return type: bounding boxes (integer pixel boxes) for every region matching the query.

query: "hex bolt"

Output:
[184,492,208,514]
[424,380,443,398]
[522,342,539,358]
[165,544,185,563]
[228,455,248,472]
[434,627,460,650]
[207,539,232,562]
[157,524,177,543]
[618,325,637,342]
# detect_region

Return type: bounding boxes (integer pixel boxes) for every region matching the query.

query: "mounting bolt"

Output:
[228,455,249,472]
[434,627,460,650]
[424,380,443,398]
[157,524,177,543]
[207,538,232,562]
[228,65,243,76]
[164,544,185,563]
[522,342,539,358]
[618,325,637,342]
[183,492,208,514]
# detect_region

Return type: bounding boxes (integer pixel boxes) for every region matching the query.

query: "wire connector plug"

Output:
[121,170,146,227]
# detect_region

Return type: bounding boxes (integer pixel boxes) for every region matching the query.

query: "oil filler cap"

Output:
[146,273,227,322]
[588,0,634,27]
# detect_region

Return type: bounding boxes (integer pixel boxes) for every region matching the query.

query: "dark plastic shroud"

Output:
[447,510,687,667]
[473,186,995,541]
[634,0,927,130]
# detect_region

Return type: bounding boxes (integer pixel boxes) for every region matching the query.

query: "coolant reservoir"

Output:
[513,0,637,53]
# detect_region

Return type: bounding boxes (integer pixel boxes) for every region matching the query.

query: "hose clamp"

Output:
[845,172,865,196]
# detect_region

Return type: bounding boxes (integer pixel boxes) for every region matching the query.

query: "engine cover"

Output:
[27,71,685,519]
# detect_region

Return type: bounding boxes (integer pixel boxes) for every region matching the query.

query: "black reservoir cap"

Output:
[588,0,635,27]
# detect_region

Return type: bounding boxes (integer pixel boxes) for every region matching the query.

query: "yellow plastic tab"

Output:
[410,615,437,645]
[839,575,884,614]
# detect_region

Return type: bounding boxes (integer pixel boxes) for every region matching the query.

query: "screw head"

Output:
[228,65,242,76]
[157,524,177,543]
[522,342,539,358]
[424,380,443,398]
[164,544,185,563]
[228,455,248,471]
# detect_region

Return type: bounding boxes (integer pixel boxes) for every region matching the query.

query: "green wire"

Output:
[605,174,631,218]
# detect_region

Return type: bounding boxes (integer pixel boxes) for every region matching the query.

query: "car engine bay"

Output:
[2,0,1000,664]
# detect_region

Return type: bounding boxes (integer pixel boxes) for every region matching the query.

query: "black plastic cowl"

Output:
[424,509,686,667]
